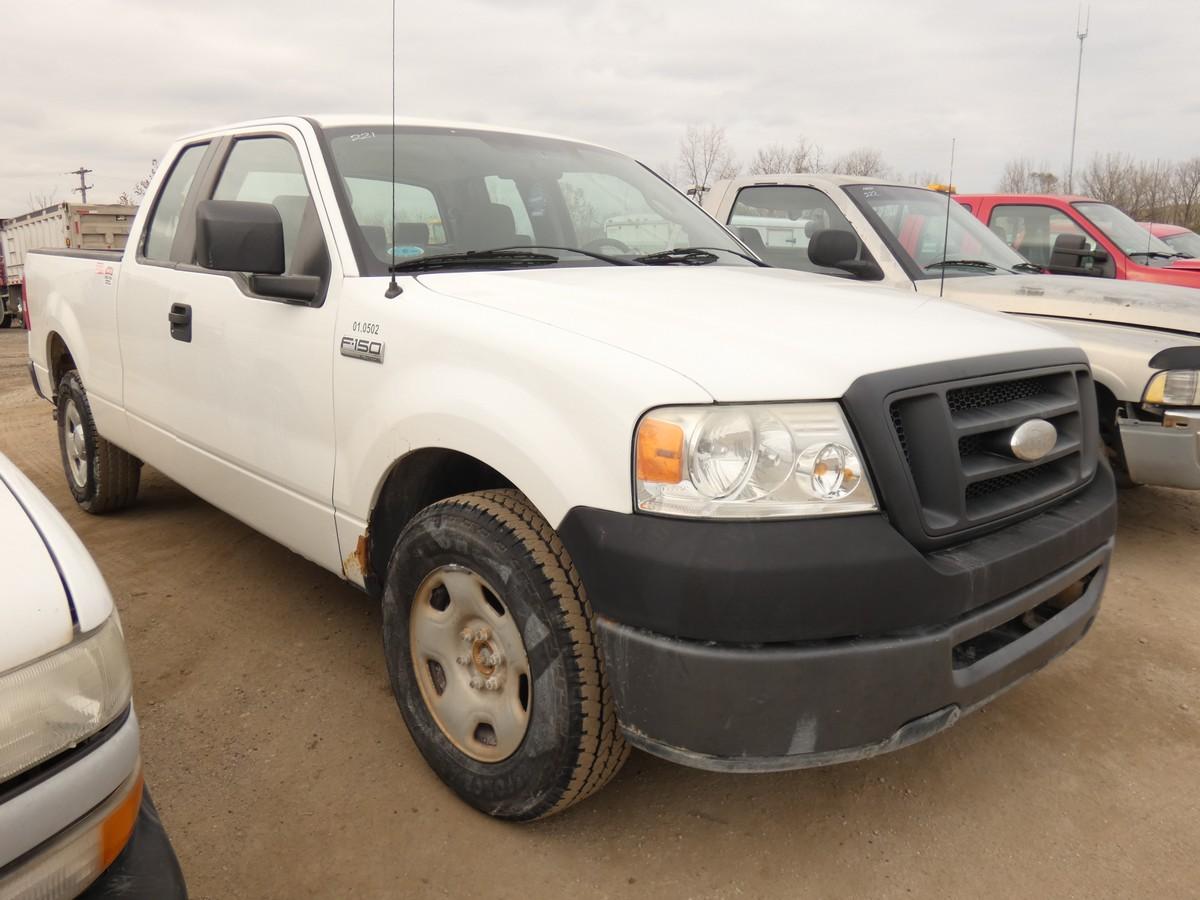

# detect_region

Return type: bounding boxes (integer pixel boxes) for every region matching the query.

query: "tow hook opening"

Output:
[952,569,1097,670]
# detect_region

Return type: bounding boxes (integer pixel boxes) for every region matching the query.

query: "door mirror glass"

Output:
[196,200,285,275]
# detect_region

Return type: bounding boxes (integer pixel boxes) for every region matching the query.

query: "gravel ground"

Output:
[1,328,1196,899]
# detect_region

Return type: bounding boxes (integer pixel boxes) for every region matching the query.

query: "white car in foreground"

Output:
[0,452,185,898]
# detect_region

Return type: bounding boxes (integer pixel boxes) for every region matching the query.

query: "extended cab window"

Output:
[729,185,870,275]
[143,143,208,261]
[212,137,323,273]
[989,204,1102,271]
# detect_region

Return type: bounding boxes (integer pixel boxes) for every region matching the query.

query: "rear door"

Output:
[117,126,344,573]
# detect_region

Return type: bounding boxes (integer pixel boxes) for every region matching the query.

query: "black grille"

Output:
[885,365,1098,537]
[891,406,911,462]
[946,377,1053,413]
[964,461,1057,500]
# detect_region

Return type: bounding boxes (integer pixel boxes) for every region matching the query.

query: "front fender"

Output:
[331,282,711,551]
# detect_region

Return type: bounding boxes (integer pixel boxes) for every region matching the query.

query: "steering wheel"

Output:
[582,237,631,256]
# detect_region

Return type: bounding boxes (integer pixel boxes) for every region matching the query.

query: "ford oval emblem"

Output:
[1010,419,1057,461]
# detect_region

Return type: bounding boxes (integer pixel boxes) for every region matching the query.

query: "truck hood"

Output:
[417,266,1077,401]
[0,472,75,673]
[930,274,1200,336]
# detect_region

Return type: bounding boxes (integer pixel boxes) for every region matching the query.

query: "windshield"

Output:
[1074,202,1176,260]
[1161,229,1200,258]
[842,184,1030,279]
[322,125,748,274]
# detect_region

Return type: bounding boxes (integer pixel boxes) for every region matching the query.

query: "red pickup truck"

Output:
[956,193,1200,289]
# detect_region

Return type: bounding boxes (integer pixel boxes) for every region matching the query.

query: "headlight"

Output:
[1144,370,1200,407]
[635,403,878,518]
[0,613,132,783]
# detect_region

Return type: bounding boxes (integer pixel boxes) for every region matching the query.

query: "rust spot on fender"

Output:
[343,534,371,580]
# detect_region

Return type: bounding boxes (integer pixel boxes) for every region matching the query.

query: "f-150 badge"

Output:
[341,336,385,364]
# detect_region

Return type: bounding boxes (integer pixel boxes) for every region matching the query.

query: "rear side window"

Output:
[212,137,313,272]
[143,143,208,261]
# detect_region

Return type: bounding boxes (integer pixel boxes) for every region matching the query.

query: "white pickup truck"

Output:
[705,175,1200,490]
[27,115,1117,820]
[0,452,185,897]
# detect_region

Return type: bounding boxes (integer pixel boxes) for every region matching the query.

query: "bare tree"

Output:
[1081,152,1138,210]
[1132,159,1173,222]
[27,189,61,210]
[1031,171,1060,193]
[1170,157,1200,229]
[829,148,888,178]
[997,157,1034,193]
[133,159,159,201]
[997,158,1060,194]
[678,124,739,202]
[747,138,823,175]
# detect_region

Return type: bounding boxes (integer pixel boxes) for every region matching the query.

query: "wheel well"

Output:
[47,332,76,395]
[366,448,514,593]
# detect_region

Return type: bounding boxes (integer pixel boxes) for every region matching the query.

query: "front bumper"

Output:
[0,770,186,900]
[81,787,187,899]
[559,467,1116,770]
[1120,409,1200,489]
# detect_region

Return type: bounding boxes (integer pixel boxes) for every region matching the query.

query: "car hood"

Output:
[417,266,1077,401]
[0,472,74,673]
[929,273,1200,335]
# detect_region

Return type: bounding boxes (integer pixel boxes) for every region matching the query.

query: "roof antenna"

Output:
[938,137,956,299]
[383,0,403,299]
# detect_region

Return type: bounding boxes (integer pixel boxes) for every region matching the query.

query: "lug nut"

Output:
[456,655,471,667]
[460,628,474,644]
[484,676,501,692]
[474,627,491,642]
[469,675,484,690]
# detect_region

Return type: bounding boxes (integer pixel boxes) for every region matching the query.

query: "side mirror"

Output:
[196,200,285,275]
[1047,232,1108,275]
[807,229,884,280]
[196,200,321,304]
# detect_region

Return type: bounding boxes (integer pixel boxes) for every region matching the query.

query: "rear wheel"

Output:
[56,370,142,513]
[381,489,627,820]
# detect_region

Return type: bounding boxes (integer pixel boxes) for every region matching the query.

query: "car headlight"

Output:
[0,613,132,783]
[635,403,878,518]
[1143,370,1200,407]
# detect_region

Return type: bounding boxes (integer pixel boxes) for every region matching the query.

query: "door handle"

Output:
[169,303,192,343]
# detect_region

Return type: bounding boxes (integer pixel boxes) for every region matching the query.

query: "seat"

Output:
[464,203,525,249]
[736,227,767,256]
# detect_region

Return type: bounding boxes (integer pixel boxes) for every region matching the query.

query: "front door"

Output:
[118,127,343,573]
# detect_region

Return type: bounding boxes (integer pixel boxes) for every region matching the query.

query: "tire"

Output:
[56,370,142,513]
[382,489,627,821]
[0,313,11,329]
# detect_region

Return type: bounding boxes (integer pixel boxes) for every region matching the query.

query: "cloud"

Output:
[0,0,1190,216]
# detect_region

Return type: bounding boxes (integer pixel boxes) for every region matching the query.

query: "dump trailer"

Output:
[0,203,136,327]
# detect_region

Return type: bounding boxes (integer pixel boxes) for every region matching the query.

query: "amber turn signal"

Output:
[636,418,685,484]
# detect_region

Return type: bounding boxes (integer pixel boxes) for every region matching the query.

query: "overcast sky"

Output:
[2,0,1195,217]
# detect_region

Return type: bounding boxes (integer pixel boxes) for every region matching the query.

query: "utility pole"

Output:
[67,166,94,204]
[1066,6,1090,194]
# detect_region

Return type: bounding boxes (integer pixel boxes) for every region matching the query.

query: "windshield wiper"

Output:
[389,249,560,273]
[1128,250,1183,260]
[635,247,721,266]
[1011,262,1045,273]
[489,244,636,266]
[924,259,998,271]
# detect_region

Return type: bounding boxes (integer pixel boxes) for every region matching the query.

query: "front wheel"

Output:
[381,489,627,821]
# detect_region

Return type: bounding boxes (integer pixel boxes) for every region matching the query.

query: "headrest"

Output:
[393,222,430,246]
